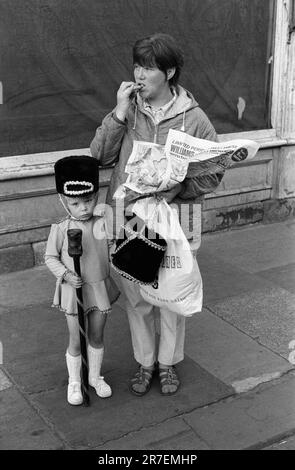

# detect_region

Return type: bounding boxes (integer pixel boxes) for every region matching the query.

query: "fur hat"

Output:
[54,155,99,197]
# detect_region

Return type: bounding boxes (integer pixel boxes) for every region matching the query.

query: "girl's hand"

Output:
[108,240,116,262]
[64,271,83,288]
[156,183,182,204]
[115,81,141,121]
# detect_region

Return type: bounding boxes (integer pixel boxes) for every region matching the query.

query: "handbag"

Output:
[111,212,167,285]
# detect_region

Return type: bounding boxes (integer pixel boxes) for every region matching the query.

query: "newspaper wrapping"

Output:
[113,129,260,200]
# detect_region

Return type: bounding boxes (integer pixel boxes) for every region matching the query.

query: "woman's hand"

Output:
[156,183,182,204]
[115,81,142,121]
[64,271,83,288]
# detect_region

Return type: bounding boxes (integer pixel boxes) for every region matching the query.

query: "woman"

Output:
[90,33,224,396]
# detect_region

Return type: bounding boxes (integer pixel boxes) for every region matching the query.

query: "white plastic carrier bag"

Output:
[132,197,203,317]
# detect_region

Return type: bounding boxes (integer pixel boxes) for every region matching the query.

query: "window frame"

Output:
[0,0,293,181]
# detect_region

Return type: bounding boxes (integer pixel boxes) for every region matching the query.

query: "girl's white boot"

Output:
[88,345,112,398]
[65,351,83,405]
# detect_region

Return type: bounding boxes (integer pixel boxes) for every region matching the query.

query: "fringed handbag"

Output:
[111,213,167,285]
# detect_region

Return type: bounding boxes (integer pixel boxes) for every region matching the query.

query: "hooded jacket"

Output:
[90,86,224,245]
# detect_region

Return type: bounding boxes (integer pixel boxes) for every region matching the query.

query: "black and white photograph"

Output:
[0,0,295,459]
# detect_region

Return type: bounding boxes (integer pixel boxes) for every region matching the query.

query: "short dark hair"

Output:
[133,33,184,87]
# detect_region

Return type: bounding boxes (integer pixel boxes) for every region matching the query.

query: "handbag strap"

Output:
[138,197,161,235]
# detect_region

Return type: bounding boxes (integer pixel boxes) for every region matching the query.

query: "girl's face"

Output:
[64,193,98,220]
[134,63,170,102]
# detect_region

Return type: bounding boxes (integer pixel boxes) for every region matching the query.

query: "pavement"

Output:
[0,219,295,450]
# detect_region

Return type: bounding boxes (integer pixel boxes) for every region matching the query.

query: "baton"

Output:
[67,228,90,406]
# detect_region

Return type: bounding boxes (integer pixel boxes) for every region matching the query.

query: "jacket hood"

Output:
[135,85,199,118]
[133,85,199,132]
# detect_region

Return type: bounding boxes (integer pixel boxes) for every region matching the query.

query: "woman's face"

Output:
[134,63,169,102]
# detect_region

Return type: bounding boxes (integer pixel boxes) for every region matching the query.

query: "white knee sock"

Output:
[65,351,81,383]
[88,345,104,384]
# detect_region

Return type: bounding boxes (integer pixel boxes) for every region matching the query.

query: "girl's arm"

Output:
[90,110,127,166]
[45,224,68,279]
[45,225,83,287]
[90,82,139,166]
[178,111,225,200]
[178,170,224,199]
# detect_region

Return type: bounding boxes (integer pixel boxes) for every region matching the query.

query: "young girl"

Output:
[45,155,118,405]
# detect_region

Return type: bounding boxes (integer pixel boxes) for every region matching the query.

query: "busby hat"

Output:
[54,155,99,197]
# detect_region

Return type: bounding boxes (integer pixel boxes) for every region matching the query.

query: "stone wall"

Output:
[1,142,294,273]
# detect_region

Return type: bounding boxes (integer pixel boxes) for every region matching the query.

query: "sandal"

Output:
[130,365,155,396]
[159,366,180,396]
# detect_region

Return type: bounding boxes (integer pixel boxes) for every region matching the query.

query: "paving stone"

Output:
[201,222,295,273]
[257,263,295,294]
[197,251,273,303]
[207,286,295,359]
[0,303,67,393]
[0,342,3,365]
[184,375,295,450]
[185,310,292,388]
[94,417,210,450]
[264,434,295,450]
[0,387,63,450]
[0,369,12,391]
[285,220,295,236]
[0,300,232,449]
[0,265,55,308]
[31,356,232,449]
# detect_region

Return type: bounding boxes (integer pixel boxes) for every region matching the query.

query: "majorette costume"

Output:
[45,155,118,316]
[45,155,119,404]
